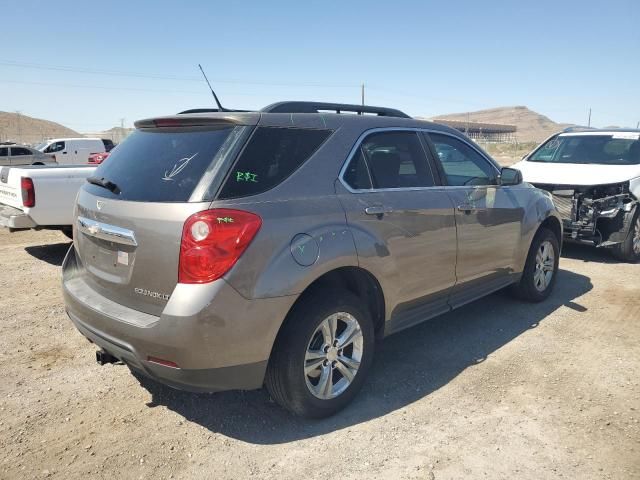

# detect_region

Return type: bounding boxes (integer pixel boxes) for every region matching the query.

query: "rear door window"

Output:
[0,148,8,157]
[218,127,332,199]
[343,130,435,189]
[85,127,237,202]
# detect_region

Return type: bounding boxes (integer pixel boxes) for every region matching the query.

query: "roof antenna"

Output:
[198,63,226,112]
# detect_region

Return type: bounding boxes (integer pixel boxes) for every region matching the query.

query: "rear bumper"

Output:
[62,246,295,392]
[0,204,37,229]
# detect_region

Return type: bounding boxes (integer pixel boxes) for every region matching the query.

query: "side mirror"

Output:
[500,167,523,186]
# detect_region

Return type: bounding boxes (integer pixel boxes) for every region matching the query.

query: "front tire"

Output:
[611,209,640,263]
[511,228,559,302]
[266,290,375,418]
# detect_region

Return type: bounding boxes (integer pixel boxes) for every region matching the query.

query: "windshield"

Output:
[529,134,640,165]
[84,126,238,202]
[34,142,48,151]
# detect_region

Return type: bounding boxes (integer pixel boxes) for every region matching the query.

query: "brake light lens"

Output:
[178,209,262,284]
[21,177,35,207]
[153,118,183,128]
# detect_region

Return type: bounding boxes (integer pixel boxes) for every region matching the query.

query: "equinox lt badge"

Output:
[134,288,170,301]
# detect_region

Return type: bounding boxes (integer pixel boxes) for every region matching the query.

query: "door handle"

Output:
[457,204,487,213]
[365,206,393,215]
[457,204,475,213]
[62,151,67,154]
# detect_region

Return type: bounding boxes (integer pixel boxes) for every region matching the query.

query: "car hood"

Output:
[512,160,640,186]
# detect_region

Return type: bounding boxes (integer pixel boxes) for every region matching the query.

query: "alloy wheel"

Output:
[633,217,640,255]
[534,240,555,292]
[304,312,363,400]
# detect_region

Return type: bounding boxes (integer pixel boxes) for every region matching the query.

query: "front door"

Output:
[337,129,457,332]
[426,132,525,307]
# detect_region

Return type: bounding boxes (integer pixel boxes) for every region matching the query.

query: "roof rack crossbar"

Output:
[261,101,410,118]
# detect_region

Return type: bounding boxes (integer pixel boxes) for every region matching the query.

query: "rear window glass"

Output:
[85,127,235,202]
[218,127,332,199]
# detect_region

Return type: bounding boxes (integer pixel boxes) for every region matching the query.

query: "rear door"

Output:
[425,132,525,306]
[73,123,250,316]
[337,129,457,331]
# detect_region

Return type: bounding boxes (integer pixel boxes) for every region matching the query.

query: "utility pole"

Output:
[15,110,22,144]
[587,108,591,127]
[119,118,125,143]
[636,121,639,129]
[361,83,365,106]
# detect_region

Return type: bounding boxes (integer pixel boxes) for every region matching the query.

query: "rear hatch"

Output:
[73,116,255,316]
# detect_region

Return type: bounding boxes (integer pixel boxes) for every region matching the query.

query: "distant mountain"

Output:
[0,111,80,145]
[432,106,574,143]
[82,126,134,144]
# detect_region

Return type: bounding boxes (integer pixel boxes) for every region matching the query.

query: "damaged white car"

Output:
[513,128,640,262]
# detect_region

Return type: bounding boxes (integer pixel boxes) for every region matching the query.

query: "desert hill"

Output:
[0,111,80,145]
[432,106,573,143]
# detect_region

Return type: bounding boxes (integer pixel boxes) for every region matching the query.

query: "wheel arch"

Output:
[539,215,562,247]
[269,266,387,359]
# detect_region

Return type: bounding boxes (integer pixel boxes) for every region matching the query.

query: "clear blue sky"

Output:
[3,0,639,131]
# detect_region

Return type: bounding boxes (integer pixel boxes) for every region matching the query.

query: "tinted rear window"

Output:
[218,127,332,199]
[85,127,236,202]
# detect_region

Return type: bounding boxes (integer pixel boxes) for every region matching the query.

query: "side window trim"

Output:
[339,128,443,193]
[359,144,375,189]
[423,131,501,187]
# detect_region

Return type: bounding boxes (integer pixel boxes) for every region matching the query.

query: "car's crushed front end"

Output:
[532,181,638,247]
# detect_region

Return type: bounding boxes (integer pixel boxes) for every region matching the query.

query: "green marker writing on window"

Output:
[236,171,258,183]
[216,217,234,224]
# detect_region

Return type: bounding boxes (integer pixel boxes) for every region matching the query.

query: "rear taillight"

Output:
[21,177,35,207]
[178,209,262,284]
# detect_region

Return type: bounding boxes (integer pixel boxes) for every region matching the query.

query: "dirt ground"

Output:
[0,228,638,480]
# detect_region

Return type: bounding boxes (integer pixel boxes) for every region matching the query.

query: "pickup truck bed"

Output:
[0,165,96,231]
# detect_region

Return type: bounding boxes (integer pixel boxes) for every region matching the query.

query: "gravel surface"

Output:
[0,229,638,480]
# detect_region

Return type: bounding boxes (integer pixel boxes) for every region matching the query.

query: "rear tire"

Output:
[266,290,375,418]
[510,228,559,302]
[611,209,640,263]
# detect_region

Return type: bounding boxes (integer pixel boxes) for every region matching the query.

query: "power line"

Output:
[0,79,257,96]
[0,59,359,88]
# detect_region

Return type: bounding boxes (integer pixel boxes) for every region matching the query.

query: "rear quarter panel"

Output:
[218,195,358,299]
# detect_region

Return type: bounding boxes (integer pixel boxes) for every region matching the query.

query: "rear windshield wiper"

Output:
[87,176,121,194]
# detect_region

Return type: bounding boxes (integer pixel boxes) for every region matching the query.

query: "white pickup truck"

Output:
[0,165,96,235]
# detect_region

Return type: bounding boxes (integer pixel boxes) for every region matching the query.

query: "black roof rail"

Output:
[261,101,411,118]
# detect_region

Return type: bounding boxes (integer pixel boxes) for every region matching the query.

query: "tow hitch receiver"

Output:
[96,349,119,365]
